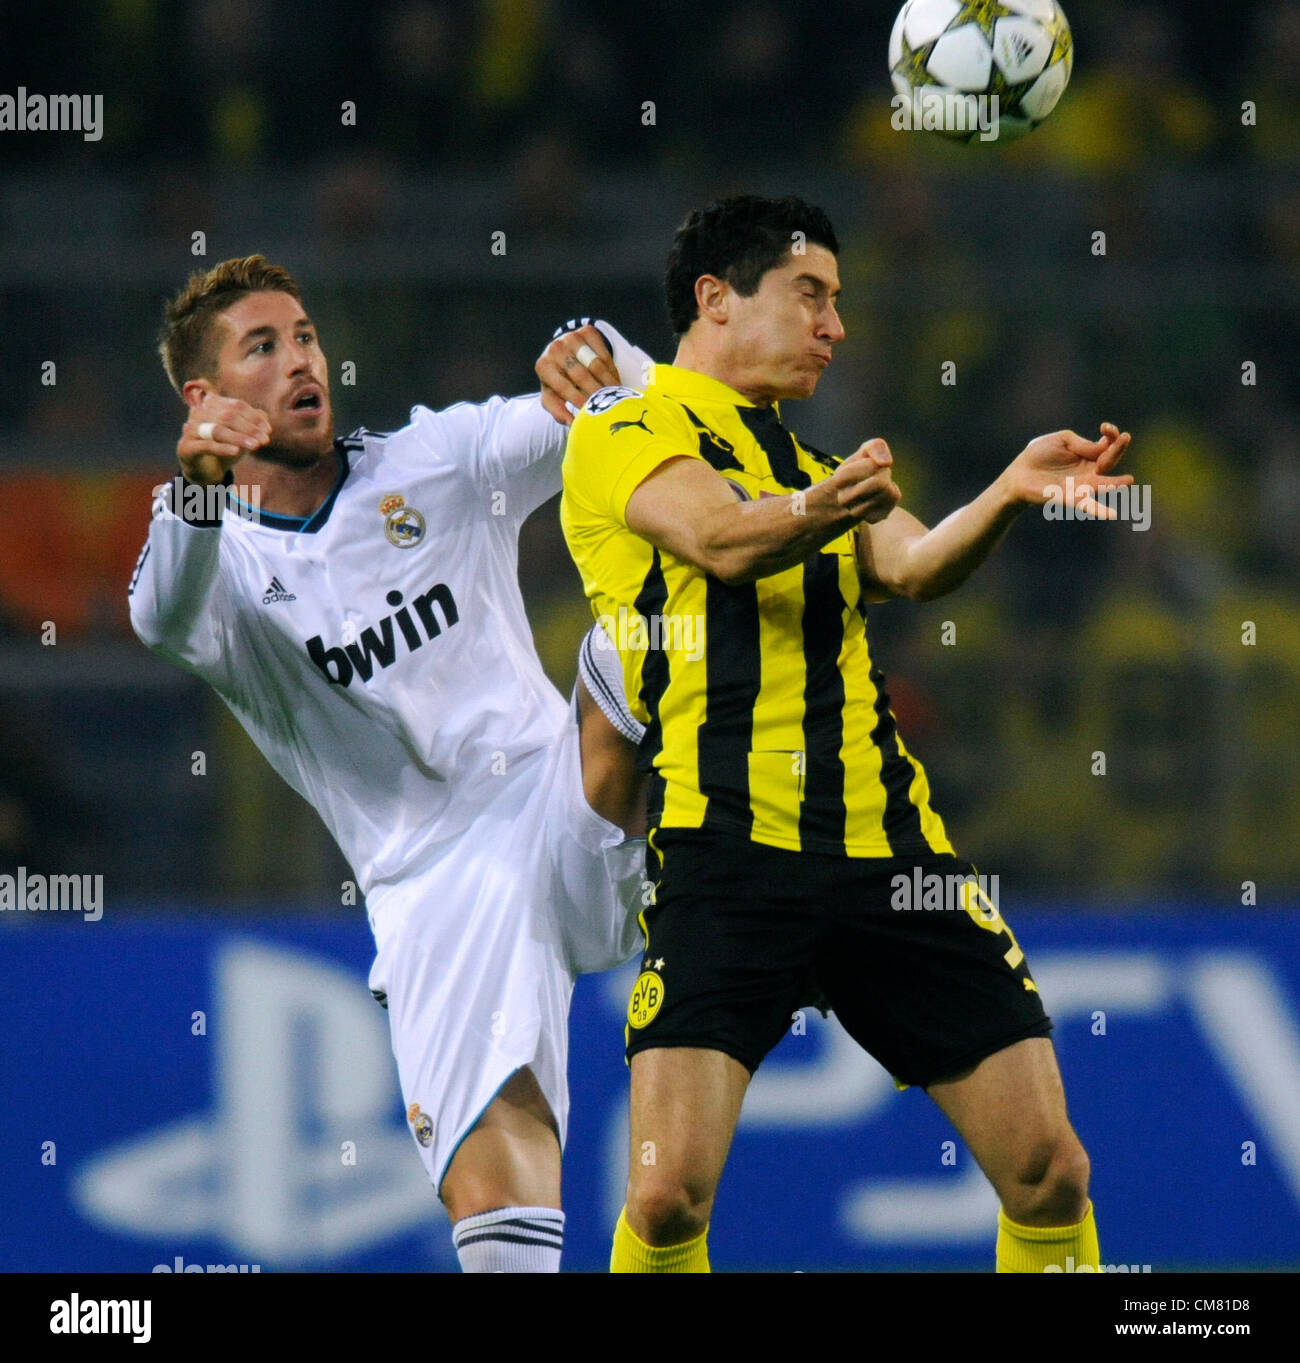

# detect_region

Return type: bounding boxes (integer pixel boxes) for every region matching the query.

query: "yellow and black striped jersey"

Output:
[560,363,953,859]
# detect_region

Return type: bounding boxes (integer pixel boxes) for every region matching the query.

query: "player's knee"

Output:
[627,1174,713,1247]
[1001,1135,1090,1226]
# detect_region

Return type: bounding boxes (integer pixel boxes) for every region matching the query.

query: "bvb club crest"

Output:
[381,492,426,548]
[627,970,664,1030]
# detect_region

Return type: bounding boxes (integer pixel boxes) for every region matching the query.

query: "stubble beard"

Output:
[257,428,335,469]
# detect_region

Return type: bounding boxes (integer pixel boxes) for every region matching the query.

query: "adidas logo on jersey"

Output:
[306,583,460,688]
[262,576,296,604]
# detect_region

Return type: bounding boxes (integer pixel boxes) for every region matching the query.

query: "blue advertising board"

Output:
[4,908,1299,1272]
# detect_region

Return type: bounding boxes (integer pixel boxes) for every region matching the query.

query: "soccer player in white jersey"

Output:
[129,256,652,1272]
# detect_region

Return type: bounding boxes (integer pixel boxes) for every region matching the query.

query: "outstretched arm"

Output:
[423,320,651,522]
[857,423,1133,602]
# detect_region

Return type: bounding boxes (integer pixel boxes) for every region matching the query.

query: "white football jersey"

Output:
[129,393,580,894]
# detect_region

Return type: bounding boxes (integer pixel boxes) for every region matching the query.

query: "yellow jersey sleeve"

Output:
[563,385,702,527]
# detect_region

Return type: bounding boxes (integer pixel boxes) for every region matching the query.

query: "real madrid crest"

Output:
[380,492,425,548]
[407,1102,434,1147]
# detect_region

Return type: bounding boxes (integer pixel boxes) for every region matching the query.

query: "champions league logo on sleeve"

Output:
[583,386,643,416]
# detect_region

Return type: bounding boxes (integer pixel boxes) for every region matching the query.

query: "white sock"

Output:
[452,1206,565,1273]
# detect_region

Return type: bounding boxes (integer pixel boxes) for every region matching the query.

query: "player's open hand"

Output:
[178,393,271,486]
[537,325,620,426]
[827,439,904,524]
[1006,423,1134,518]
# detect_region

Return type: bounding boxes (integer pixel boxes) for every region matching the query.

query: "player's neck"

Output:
[237,444,342,519]
[671,338,774,408]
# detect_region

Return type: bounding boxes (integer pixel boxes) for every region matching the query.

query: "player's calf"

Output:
[924,1037,1100,1269]
[441,1067,566,1273]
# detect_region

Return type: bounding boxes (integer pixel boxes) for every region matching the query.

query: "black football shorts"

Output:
[624,828,1052,1088]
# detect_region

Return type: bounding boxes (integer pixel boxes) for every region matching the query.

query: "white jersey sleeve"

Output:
[409,320,657,526]
[127,484,234,683]
[410,393,565,525]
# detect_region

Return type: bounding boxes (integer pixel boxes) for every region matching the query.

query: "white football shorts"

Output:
[365,704,645,1193]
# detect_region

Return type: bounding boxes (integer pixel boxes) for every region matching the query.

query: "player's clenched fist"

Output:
[827,438,903,524]
[178,394,272,486]
[536,324,620,426]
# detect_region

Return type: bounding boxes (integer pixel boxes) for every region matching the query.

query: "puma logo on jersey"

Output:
[610,411,653,436]
[306,583,459,687]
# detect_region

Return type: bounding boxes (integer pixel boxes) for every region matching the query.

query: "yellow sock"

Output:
[610,1207,710,1273]
[996,1201,1100,1273]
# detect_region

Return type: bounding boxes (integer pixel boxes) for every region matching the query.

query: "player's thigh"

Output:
[441,1065,562,1222]
[627,1046,750,1202]
[925,1035,1084,1192]
[816,854,1051,1089]
[623,831,817,1206]
[625,830,819,1075]
[369,783,576,1207]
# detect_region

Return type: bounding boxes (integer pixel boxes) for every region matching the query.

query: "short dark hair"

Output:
[159,254,303,395]
[664,195,839,338]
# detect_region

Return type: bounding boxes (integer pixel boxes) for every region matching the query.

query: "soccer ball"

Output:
[889,0,1073,143]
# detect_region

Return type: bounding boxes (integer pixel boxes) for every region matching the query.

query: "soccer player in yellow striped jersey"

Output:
[562,195,1135,1275]
[563,346,952,861]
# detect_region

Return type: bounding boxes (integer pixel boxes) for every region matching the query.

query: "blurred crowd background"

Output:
[1,0,1297,904]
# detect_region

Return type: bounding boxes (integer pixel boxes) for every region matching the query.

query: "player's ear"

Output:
[181,378,214,410]
[694,274,729,324]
